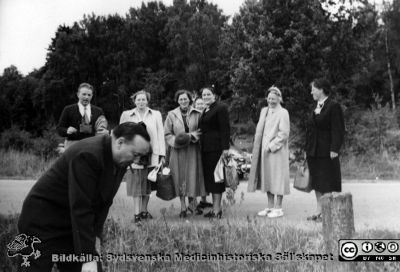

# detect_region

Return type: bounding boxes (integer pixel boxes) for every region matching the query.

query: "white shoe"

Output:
[257,208,273,217]
[267,208,284,218]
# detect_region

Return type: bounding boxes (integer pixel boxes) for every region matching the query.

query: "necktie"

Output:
[83,106,90,124]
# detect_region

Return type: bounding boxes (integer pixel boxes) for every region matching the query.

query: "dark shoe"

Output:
[314,213,322,223]
[197,201,213,209]
[187,207,203,215]
[195,207,203,215]
[140,211,153,220]
[307,213,321,221]
[134,214,142,226]
[204,211,214,218]
[179,210,187,218]
[204,210,222,219]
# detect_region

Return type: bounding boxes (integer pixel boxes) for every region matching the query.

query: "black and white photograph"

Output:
[1,0,400,271]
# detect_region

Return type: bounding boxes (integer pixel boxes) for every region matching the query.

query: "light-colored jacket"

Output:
[247,106,290,192]
[164,107,202,147]
[120,108,166,157]
[164,107,206,197]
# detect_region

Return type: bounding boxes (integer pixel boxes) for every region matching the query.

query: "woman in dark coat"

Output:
[199,87,230,218]
[306,78,345,222]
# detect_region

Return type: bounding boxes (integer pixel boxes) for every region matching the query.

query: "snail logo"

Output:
[7,234,41,267]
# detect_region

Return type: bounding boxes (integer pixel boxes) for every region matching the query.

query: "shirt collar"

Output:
[318,96,328,106]
[205,101,217,111]
[269,104,281,113]
[78,102,91,110]
[130,107,152,116]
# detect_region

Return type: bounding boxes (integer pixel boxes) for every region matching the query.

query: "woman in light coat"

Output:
[247,86,290,218]
[164,90,206,218]
[120,90,166,224]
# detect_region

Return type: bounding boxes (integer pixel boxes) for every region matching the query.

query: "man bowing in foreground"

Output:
[17,122,151,272]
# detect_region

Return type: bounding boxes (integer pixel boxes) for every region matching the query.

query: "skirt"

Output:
[169,144,206,197]
[202,150,225,194]
[125,168,151,197]
[307,156,342,194]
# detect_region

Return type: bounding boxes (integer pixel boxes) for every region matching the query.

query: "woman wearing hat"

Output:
[164,90,206,218]
[199,86,230,219]
[120,90,166,224]
[248,86,290,218]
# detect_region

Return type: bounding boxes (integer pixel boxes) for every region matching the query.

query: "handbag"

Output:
[147,162,162,182]
[214,155,225,183]
[293,160,312,192]
[224,157,239,190]
[156,167,176,201]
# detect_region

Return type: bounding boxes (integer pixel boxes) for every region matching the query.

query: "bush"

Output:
[0,149,55,178]
[0,125,62,161]
[231,121,256,136]
[0,126,33,151]
[344,100,399,156]
[31,126,62,159]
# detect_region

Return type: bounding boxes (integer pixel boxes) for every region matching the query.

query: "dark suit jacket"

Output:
[306,98,345,157]
[199,101,230,152]
[57,104,105,141]
[18,135,126,254]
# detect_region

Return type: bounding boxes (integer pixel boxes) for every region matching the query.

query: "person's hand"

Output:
[159,156,166,166]
[96,128,109,135]
[191,129,202,140]
[67,127,77,134]
[330,151,338,159]
[222,149,230,158]
[81,261,97,272]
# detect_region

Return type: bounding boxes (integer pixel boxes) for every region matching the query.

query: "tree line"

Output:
[0,0,399,154]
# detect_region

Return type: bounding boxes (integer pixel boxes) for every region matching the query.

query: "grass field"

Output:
[1,180,400,271]
[1,213,400,272]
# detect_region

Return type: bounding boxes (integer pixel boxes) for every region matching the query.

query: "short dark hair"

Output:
[112,122,150,142]
[200,86,217,96]
[130,90,151,103]
[174,90,193,104]
[311,78,331,96]
[78,83,94,93]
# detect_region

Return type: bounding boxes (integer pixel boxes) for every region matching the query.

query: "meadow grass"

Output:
[0,149,56,179]
[1,213,400,272]
[341,153,400,180]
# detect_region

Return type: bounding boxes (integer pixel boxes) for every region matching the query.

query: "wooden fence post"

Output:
[321,192,356,272]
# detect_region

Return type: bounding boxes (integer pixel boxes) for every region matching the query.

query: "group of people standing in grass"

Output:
[57,78,345,224]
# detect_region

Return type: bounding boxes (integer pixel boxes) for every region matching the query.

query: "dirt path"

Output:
[1,180,399,231]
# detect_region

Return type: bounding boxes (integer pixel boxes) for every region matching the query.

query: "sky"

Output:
[0,0,384,76]
[0,0,243,75]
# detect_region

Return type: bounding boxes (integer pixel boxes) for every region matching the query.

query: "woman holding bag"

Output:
[247,86,290,218]
[120,90,166,225]
[164,90,206,218]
